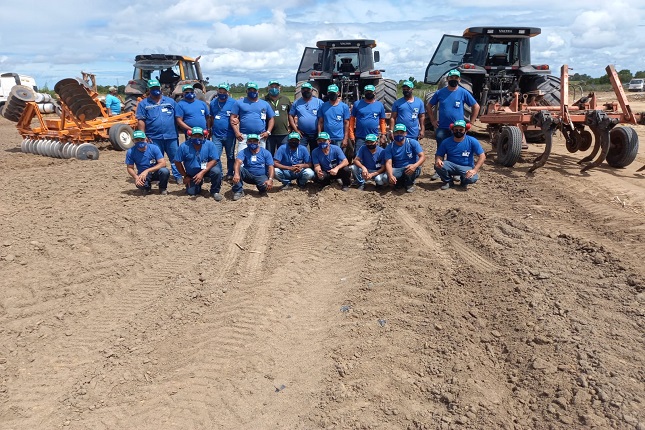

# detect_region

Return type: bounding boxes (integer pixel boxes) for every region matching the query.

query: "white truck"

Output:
[0,73,38,106]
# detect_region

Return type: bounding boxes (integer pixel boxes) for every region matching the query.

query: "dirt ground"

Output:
[0,91,644,430]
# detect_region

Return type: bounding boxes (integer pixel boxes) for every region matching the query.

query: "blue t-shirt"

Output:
[209,97,236,139]
[355,145,386,171]
[312,145,347,171]
[429,87,478,129]
[175,99,209,130]
[174,140,220,176]
[351,100,385,139]
[274,144,311,166]
[135,96,178,140]
[105,94,121,115]
[289,97,324,135]
[125,144,164,174]
[391,97,425,138]
[231,98,275,134]
[384,138,424,168]
[436,135,484,168]
[237,147,274,176]
[317,101,350,139]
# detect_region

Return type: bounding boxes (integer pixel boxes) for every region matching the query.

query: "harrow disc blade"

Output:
[27,139,36,154]
[76,143,100,160]
[54,78,102,121]
[53,141,64,158]
[9,85,36,103]
[63,142,73,159]
[21,139,28,153]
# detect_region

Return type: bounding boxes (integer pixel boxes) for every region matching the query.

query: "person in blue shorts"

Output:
[349,85,387,152]
[173,127,223,201]
[125,130,169,195]
[435,119,486,190]
[230,82,275,153]
[176,84,209,136]
[289,82,324,151]
[232,134,275,201]
[135,79,182,184]
[428,69,480,180]
[390,80,425,140]
[311,132,351,191]
[273,132,315,190]
[350,134,388,190]
[208,83,236,180]
[317,84,350,148]
[384,123,426,193]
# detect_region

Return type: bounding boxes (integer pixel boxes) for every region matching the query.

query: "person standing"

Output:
[317,84,350,148]
[384,124,426,193]
[208,83,236,180]
[350,134,388,190]
[105,86,122,116]
[135,79,182,184]
[349,85,387,152]
[176,84,209,136]
[230,82,275,153]
[232,134,275,201]
[264,80,292,155]
[435,119,485,190]
[125,130,169,195]
[173,127,223,201]
[311,132,351,191]
[273,132,315,190]
[289,82,323,151]
[390,80,425,141]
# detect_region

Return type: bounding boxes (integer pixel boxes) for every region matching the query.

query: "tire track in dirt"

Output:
[449,235,500,273]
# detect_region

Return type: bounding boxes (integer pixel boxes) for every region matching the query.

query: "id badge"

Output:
[261,112,267,120]
[200,161,207,169]
[251,155,258,162]
[375,163,381,168]
[215,115,221,120]
[275,110,280,117]
[411,113,418,119]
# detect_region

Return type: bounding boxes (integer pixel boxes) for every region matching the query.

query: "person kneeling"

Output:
[173,127,223,200]
[384,124,426,193]
[350,134,388,190]
[311,132,351,191]
[125,130,170,195]
[232,134,275,200]
[435,119,485,190]
[273,132,315,190]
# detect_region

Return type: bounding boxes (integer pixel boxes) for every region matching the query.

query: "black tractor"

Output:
[124,54,211,112]
[424,27,561,131]
[295,39,398,113]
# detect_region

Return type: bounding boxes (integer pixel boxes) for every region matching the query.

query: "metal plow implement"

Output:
[2,77,138,160]
[481,65,644,173]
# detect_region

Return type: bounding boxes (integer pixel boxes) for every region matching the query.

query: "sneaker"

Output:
[281,183,292,191]
[453,175,461,183]
[160,189,168,195]
[175,177,182,185]
[341,186,349,192]
[440,181,453,190]
[357,184,365,191]
[211,192,223,201]
[406,185,416,193]
[336,178,343,187]
[233,192,244,201]
[430,172,440,181]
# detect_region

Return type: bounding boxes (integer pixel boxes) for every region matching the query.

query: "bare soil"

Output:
[0,91,644,429]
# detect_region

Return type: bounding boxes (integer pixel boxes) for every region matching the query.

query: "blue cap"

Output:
[327,84,339,93]
[402,80,414,89]
[246,82,259,90]
[453,119,467,128]
[317,132,330,140]
[247,134,260,141]
[365,133,378,142]
[288,132,301,140]
[394,124,407,132]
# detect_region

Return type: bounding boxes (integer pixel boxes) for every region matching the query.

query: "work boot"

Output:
[440,181,452,190]
[211,192,223,201]
[233,191,244,201]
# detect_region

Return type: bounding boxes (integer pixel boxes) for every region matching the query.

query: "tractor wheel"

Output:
[375,78,398,114]
[496,126,523,167]
[578,130,593,151]
[109,123,134,151]
[294,81,320,101]
[606,126,639,168]
[530,74,561,107]
[204,90,217,104]
[124,95,140,113]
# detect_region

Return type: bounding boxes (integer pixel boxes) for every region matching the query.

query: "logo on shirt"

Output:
[462,151,470,157]
[372,113,378,118]
[336,115,342,120]
[455,101,461,108]
[312,109,318,115]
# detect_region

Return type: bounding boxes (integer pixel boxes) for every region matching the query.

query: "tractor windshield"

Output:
[467,35,531,67]
[180,61,197,80]
[296,47,324,83]
[323,47,375,73]
[424,35,468,84]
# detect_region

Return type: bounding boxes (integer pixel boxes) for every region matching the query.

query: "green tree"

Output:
[634,71,645,79]
[617,69,632,83]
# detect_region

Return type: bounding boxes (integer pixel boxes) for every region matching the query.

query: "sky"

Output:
[0,0,643,89]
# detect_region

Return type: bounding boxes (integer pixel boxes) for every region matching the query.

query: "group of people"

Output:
[125,70,486,200]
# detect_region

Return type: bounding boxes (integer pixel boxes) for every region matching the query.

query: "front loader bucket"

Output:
[54,78,102,121]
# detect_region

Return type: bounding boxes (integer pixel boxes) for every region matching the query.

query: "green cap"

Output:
[364,85,376,92]
[447,69,461,77]
[246,82,259,90]
[394,123,407,132]
[402,80,414,89]
[288,132,301,141]
[453,119,467,128]
[268,80,280,86]
[247,134,260,141]
[327,84,339,93]
[147,79,161,88]
[365,133,378,142]
[302,82,313,89]
[182,84,194,91]
[317,132,330,140]
[133,130,146,139]
[218,83,230,91]
[191,126,204,136]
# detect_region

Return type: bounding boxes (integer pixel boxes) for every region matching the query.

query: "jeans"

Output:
[354,138,366,152]
[151,138,181,180]
[275,167,315,187]
[330,139,343,146]
[232,166,268,193]
[185,164,223,195]
[391,166,421,187]
[350,165,387,186]
[267,134,288,156]
[435,160,479,185]
[137,168,170,191]
[236,134,266,154]
[300,133,318,152]
[435,127,452,145]
[213,135,236,177]
[314,166,351,187]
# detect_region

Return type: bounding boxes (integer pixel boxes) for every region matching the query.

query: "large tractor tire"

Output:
[606,126,639,168]
[124,95,140,113]
[294,81,320,101]
[109,123,134,151]
[204,90,218,104]
[375,78,398,113]
[496,126,523,167]
[532,74,561,106]
[423,76,475,131]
